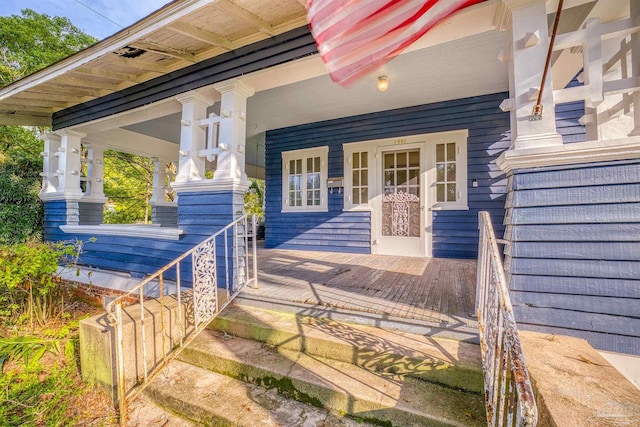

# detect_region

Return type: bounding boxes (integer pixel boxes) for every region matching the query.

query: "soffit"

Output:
[0,0,308,126]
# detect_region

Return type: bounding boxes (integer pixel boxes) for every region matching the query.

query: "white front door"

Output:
[375,144,427,257]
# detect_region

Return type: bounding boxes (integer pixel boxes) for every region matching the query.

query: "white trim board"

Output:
[60,224,183,240]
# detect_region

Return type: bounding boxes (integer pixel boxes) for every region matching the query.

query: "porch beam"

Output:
[167,22,234,50]
[71,67,144,84]
[129,40,198,63]
[216,0,276,35]
[53,76,119,91]
[107,56,172,74]
[0,113,50,126]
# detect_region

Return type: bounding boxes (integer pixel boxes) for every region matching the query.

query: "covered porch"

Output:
[242,247,478,328]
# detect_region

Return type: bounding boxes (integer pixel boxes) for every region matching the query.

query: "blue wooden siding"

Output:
[555,75,586,144]
[44,191,243,283]
[505,160,640,355]
[265,92,511,258]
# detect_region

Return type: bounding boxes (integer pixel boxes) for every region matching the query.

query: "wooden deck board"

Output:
[245,248,478,327]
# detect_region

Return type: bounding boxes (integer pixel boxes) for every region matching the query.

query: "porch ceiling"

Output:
[0,0,308,126]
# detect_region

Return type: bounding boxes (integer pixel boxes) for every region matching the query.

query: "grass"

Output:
[0,287,117,427]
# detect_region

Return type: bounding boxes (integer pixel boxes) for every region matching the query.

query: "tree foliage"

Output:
[244,178,265,218]
[0,9,96,87]
[103,150,154,224]
[0,10,96,243]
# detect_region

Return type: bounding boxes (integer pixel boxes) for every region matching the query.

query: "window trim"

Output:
[343,143,373,211]
[281,146,329,213]
[430,134,468,211]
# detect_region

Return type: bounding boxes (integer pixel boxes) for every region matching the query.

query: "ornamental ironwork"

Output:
[382,191,420,237]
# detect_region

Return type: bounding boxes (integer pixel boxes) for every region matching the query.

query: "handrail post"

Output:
[250,214,258,289]
[114,302,127,426]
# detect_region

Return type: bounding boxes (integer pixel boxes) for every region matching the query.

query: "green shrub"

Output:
[0,241,79,328]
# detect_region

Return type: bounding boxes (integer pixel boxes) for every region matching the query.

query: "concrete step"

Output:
[234,294,480,343]
[142,359,378,427]
[209,304,483,393]
[179,330,486,427]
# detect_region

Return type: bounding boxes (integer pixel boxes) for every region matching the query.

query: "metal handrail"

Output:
[106,214,259,426]
[476,211,537,427]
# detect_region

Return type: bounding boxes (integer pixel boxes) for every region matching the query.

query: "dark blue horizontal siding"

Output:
[506,159,640,355]
[265,92,511,257]
[43,191,242,284]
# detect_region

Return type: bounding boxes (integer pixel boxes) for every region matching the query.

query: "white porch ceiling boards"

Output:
[0,0,308,126]
[244,30,509,138]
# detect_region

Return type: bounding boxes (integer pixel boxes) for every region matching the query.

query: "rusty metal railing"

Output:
[106,214,259,426]
[476,211,537,427]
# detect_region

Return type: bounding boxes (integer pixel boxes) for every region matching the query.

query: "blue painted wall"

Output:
[44,191,244,286]
[265,92,512,258]
[505,160,640,355]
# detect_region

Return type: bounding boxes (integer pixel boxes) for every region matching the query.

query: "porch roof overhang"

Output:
[0,0,309,127]
[0,0,616,130]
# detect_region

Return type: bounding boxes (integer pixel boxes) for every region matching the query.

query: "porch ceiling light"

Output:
[377,75,389,92]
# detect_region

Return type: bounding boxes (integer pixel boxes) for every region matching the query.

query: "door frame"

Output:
[342,130,469,258]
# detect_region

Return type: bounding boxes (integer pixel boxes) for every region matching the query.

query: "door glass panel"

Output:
[436,144,445,162]
[381,149,420,238]
[361,153,368,168]
[352,152,359,168]
[447,143,456,161]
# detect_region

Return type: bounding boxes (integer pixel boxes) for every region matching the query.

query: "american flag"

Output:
[306,0,484,86]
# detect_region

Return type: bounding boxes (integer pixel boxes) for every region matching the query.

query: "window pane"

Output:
[313,173,320,188]
[306,190,313,205]
[307,174,314,188]
[408,186,419,197]
[361,152,368,168]
[352,188,360,204]
[307,157,313,173]
[314,157,320,171]
[437,184,445,202]
[409,168,419,185]
[314,190,320,205]
[385,171,395,186]
[409,150,419,167]
[361,188,368,202]
[352,152,359,168]
[289,159,295,173]
[397,170,407,186]
[289,191,295,206]
[436,164,445,182]
[447,143,456,161]
[361,170,368,186]
[384,153,394,169]
[397,152,407,167]
[353,170,359,186]
[447,163,456,181]
[436,144,445,163]
[296,193,302,206]
[296,159,302,173]
[447,183,457,202]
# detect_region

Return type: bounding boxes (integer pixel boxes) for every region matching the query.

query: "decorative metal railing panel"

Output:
[381,191,420,237]
[105,214,259,426]
[476,211,537,427]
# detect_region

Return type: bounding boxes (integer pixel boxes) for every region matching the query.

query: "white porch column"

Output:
[150,158,169,204]
[39,133,61,196]
[56,129,85,199]
[504,0,563,149]
[212,80,255,186]
[173,91,213,185]
[81,143,107,203]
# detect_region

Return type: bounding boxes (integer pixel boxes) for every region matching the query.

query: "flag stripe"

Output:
[307,0,484,86]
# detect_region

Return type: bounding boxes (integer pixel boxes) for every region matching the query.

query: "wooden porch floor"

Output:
[243,247,478,328]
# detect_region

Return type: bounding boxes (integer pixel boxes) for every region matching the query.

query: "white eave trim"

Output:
[60,224,183,240]
[0,0,216,101]
[497,136,640,173]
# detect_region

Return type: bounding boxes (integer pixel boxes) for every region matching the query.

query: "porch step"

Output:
[234,293,480,343]
[142,359,375,426]
[209,305,484,393]
[178,329,486,427]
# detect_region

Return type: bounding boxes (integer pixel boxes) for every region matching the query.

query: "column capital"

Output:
[175,90,215,107]
[213,79,255,98]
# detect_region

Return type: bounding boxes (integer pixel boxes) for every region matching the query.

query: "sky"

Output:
[0,0,172,40]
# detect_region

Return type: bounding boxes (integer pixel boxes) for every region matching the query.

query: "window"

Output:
[282,146,328,212]
[343,145,372,210]
[432,139,467,210]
